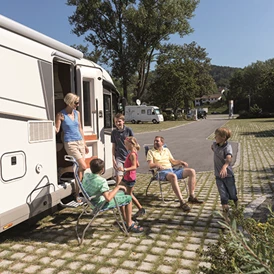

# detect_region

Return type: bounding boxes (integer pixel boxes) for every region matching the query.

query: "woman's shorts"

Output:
[103,191,132,209]
[156,168,184,181]
[64,140,85,161]
[122,178,136,188]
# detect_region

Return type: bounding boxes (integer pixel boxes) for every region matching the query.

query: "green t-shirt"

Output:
[82,173,109,205]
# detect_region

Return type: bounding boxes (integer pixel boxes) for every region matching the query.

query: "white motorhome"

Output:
[125,105,164,124]
[0,15,119,232]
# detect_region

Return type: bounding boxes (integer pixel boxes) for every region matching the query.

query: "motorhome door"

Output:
[76,66,105,168]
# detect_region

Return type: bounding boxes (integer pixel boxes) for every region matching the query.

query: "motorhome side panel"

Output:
[0,28,60,232]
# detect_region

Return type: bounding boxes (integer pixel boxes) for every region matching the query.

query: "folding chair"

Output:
[144,144,188,203]
[64,155,129,245]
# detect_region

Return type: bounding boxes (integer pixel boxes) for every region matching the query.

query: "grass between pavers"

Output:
[0,118,274,274]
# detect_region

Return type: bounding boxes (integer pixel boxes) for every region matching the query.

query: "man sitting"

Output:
[146,136,203,212]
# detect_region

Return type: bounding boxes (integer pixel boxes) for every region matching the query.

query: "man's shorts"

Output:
[156,168,184,181]
[64,140,85,161]
[115,159,125,177]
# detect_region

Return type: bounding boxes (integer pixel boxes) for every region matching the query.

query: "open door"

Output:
[76,65,105,171]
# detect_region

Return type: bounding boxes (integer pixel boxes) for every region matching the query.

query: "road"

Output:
[134,116,238,173]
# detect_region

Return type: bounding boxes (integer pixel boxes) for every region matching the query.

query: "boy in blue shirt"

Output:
[212,127,238,212]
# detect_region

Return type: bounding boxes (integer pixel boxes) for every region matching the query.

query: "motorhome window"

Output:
[154,108,160,115]
[83,81,92,126]
[141,110,146,114]
[147,109,152,115]
[103,93,112,129]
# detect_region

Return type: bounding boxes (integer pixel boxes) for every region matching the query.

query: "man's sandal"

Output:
[128,222,144,233]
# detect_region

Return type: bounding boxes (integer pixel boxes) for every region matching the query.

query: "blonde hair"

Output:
[215,127,231,140]
[115,113,125,121]
[126,136,140,151]
[64,93,79,106]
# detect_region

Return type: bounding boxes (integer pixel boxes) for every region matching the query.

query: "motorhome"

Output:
[124,105,164,124]
[0,15,119,232]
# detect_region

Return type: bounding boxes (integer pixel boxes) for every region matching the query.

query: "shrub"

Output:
[198,203,274,274]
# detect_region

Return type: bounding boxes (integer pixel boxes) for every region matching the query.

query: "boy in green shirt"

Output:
[82,158,144,233]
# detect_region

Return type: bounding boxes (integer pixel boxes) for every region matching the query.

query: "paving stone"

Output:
[138,261,154,271]
[10,262,27,270]
[67,261,82,270]
[40,268,56,274]
[81,264,96,271]
[166,248,181,257]
[23,265,41,273]
[135,245,149,252]
[0,250,11,257]
[39,257,52,264]
[0,259,13,267]
[51,259,66,267]
[157,264,173,273]
[122,260,138,268]
[10,252,26,259]
[143,254,159,263]
[182,250,197,259]
[22,255,38,262]
[113,269,131,274]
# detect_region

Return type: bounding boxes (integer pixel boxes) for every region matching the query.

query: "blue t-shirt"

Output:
[61,109,82,142]
[111,126,133,161]
[212,141,234,178]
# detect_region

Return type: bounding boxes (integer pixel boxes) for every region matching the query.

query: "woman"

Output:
[55,93,89,200]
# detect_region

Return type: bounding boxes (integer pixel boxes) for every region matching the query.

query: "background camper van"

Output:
[0,15,119,232]
[124,105,164,124]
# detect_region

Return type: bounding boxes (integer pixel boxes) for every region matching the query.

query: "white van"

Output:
[125,105,164,124]
[0,15,118,232]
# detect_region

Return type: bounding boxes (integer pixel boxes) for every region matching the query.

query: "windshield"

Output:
[154,108,161,115]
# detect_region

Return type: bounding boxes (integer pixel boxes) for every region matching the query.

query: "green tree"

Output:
[229,59,274,113]
[67,0,199,101]
[148,42,215,111]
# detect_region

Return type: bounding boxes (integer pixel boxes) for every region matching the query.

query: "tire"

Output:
[152,119,157,124]
[131,120,136,124]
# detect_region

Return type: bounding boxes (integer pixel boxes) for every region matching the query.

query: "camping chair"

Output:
[64,155,129,245]
[144,144,188,203]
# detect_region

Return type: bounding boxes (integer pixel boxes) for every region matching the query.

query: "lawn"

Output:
[125,120,191,133]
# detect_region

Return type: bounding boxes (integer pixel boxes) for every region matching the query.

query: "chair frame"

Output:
[64,155,129,245]
[144,145,188,203]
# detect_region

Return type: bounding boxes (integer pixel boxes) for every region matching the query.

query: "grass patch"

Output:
[125,120,190,133]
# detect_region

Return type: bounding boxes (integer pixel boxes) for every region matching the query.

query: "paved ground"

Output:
[0,117,273,274]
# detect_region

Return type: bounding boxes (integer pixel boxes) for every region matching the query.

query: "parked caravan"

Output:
[125,105,164,124]
[0,15,119,232]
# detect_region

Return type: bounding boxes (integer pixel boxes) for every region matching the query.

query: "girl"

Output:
[118,136,146,220]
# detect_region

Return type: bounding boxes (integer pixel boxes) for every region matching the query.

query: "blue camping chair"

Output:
[64,155,129,245]
[144,144,188,203]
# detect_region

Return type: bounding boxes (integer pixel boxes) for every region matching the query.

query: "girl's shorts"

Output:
[122,178,136,188]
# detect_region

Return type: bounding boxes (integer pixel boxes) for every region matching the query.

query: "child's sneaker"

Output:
[132,208,146,220]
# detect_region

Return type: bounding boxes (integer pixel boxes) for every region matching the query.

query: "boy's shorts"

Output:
[156,168,184,181]
[122,178,136,188]
[103,191,132,209]
[64,140,85,160]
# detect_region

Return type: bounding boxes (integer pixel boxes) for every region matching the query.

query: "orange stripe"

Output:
[84,134,97,141]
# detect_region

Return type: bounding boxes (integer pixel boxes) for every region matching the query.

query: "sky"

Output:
[1,0,274,69]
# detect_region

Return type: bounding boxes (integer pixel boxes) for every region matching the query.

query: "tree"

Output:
[67,0,199,100]
[147,42,216,111]
[229,59,274,113]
